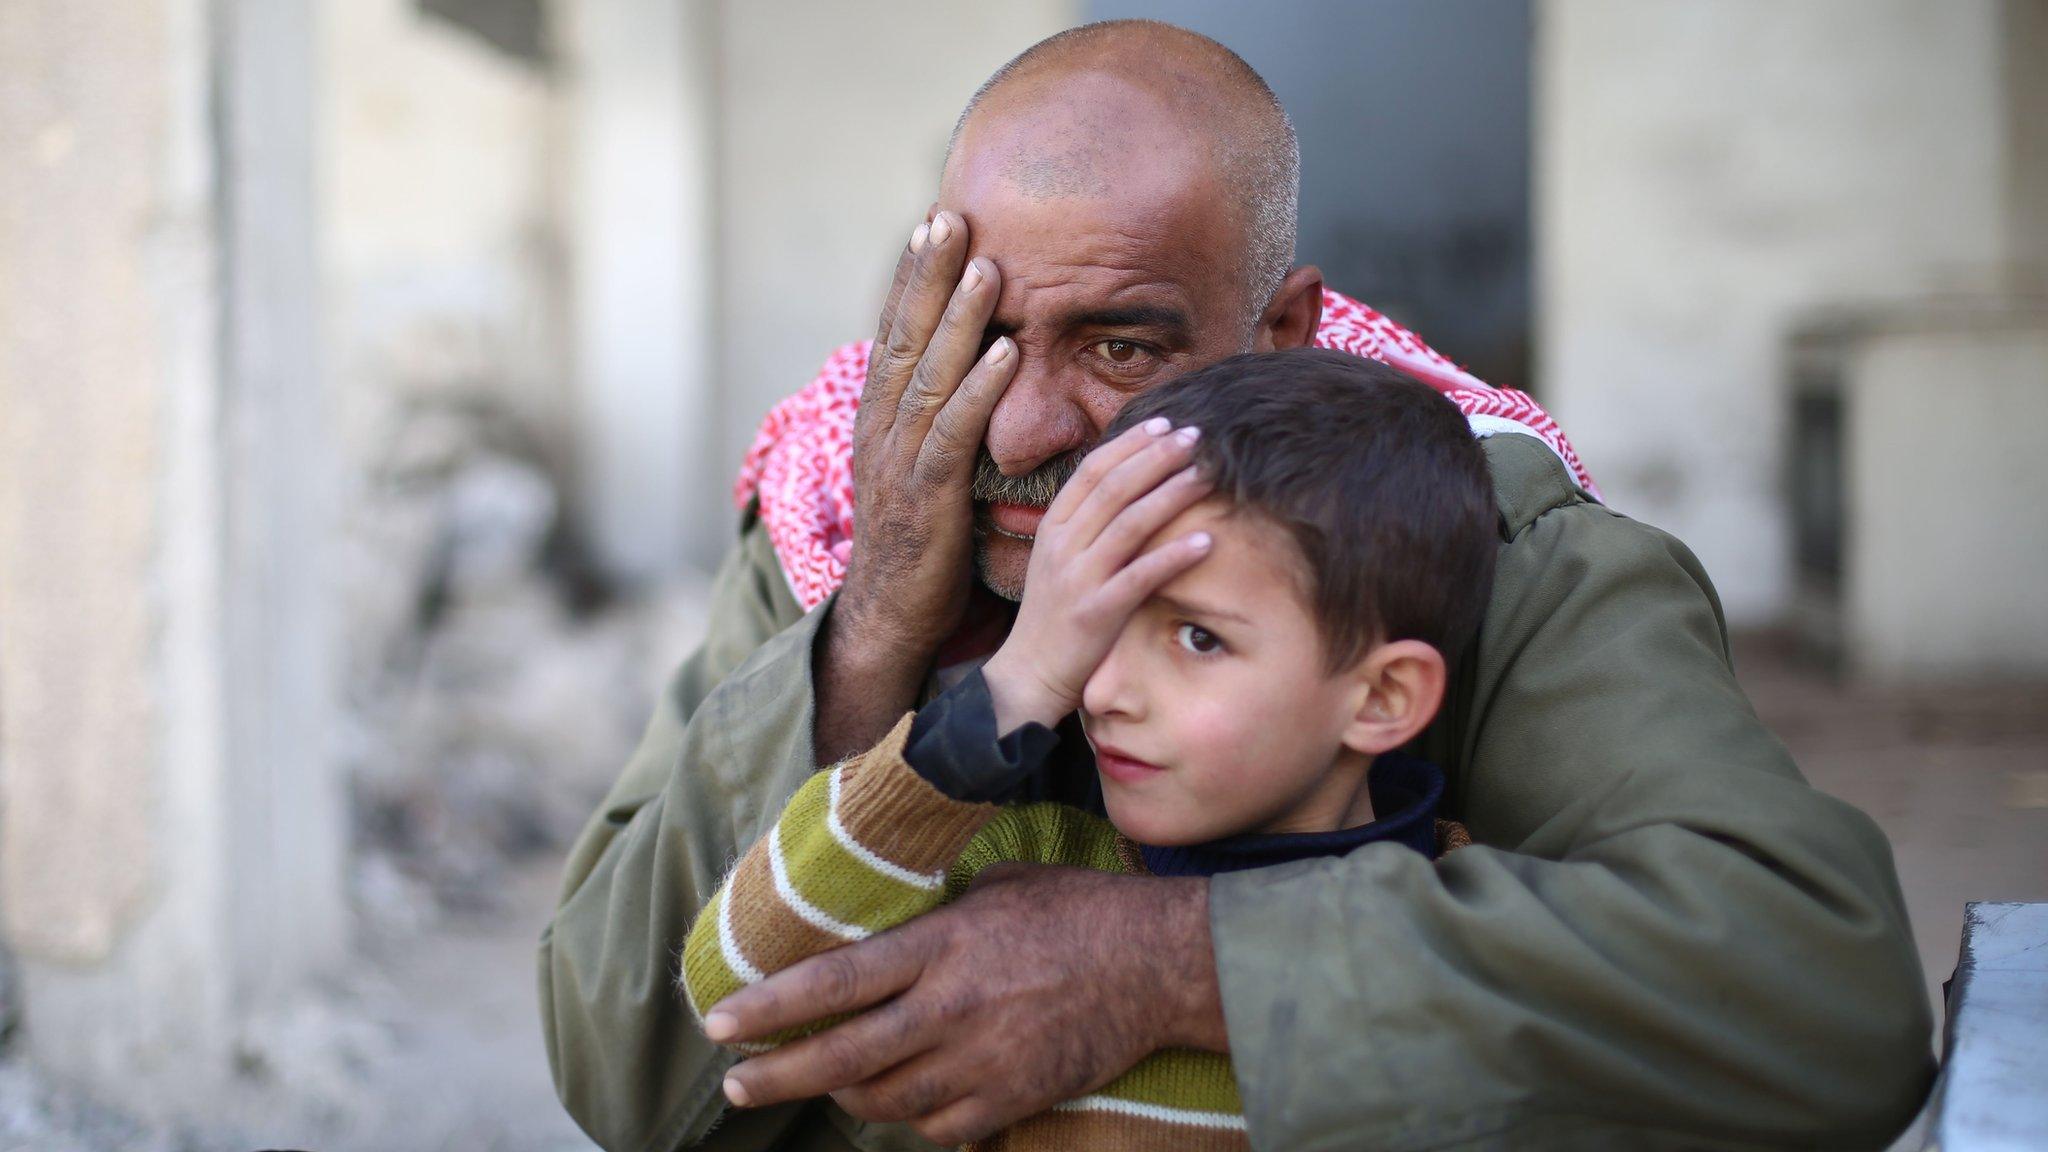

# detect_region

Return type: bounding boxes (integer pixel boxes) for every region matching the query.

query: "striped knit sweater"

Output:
[680,713,1249,1151]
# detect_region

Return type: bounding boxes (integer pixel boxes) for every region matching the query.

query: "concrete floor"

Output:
[1731,633,2048,1017]
[344,863,597,1152]
[0,863,598,1152]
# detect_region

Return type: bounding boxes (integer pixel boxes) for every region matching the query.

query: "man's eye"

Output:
[1092,339,1147,366]
[1175,623,1222,655]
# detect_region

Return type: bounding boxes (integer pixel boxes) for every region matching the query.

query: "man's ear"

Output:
[1338,639,1447,757]
[1254,266,1324,351]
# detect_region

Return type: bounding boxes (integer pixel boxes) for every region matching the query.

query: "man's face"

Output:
[940,79,1260,598]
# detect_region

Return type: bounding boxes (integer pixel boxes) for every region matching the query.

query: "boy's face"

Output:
[1080,499,1373,846]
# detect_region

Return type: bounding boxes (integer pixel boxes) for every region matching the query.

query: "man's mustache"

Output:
[970,447,1087,509]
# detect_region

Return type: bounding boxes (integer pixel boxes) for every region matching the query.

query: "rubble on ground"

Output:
[339,394,709,925]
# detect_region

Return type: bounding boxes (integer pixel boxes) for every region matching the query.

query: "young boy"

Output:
[682,347,1498,1151]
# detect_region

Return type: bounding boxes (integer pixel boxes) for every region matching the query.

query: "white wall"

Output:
[1536,0,2018,623]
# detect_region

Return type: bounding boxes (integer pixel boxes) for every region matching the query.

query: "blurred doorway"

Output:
[1087,0,1534,390]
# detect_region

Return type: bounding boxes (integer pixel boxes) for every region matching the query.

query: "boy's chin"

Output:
[1103,795,1209,848]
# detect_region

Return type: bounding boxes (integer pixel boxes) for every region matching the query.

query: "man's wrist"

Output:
[815,591,930,760]
[823,608,918,690]
[1134,876,1228,1053]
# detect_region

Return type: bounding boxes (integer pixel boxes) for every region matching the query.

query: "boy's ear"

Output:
[1338,640,1447,757]
[1254,266,1324,352]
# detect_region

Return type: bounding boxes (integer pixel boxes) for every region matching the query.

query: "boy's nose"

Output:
[1082,630,1144,721]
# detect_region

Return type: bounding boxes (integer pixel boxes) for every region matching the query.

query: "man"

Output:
[541,21,1932,1152]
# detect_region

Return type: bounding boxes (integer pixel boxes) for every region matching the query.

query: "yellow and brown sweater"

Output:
[681,687,1460,1151]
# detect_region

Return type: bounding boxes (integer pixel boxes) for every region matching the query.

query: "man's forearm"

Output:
[1146,876,1228,1053]
[813,595,928,764]
[685,713,1003,1037]
[713,866,1234,1141]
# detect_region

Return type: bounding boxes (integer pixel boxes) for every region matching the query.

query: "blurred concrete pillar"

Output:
[1838,309,2048,679]
[1789,302,2048,681]
[562,0,721,579]
[0,0,343,1107]
[1535,0,2018,623]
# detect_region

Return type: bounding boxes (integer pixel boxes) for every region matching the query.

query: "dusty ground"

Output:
[334,862,598,1152]
[1730,633,2048,1015]
[4,634,2041,1151]
[0,860,593,1152]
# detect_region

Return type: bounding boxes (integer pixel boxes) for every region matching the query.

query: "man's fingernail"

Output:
[1190,532,1213,550]
[724,1077,751,1108]
[911,222,930,252]
[704,1011,737,1041]
[961,261,984,293]
[1143,417,1171,436]
[930,213,953,245]
[985,337,1012,364]
[1176,426,1201,445]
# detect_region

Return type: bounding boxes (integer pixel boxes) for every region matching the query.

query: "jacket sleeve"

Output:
[679,714,1000,1041]
[1209,437,1934,1151]
[540,516,831,1152]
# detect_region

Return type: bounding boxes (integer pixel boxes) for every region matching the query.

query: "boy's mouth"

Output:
[1090,738,1165,785]
[981,501,1046,540]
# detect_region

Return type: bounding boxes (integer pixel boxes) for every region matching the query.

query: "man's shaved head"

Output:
[945,20,1300,327]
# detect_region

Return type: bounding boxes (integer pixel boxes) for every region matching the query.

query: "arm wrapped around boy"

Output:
[686,669,1475,1152]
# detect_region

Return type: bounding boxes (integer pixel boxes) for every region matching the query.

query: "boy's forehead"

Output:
[1148,499,1313,611]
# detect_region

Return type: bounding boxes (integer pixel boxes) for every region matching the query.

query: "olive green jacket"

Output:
[540,434,1934,1152]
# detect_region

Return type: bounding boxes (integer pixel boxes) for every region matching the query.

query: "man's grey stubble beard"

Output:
[972,537,1026,602]
[970,446,1086,602]
[970,445,1083,508]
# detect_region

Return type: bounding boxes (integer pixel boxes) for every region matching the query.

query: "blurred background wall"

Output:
[1540,0,2047,625]
[1,0,344,1121]
[0,2,2042,1148]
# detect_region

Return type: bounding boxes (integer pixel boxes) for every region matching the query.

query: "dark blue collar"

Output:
[1138,752,1447,878]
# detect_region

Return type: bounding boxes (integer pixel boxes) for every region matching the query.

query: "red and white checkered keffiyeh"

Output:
[735,288,1599,611]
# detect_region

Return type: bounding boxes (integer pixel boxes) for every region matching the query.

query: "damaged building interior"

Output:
[0,1,2043,1148]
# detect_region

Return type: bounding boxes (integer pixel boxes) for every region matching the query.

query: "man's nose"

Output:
[1082,629,1144,722]
[984,356,1092,476]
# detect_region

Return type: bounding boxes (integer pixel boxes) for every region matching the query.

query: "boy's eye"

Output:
[1175,623,1222,655]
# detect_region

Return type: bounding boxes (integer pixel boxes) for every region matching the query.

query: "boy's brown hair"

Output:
[1107,347,1498,670]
